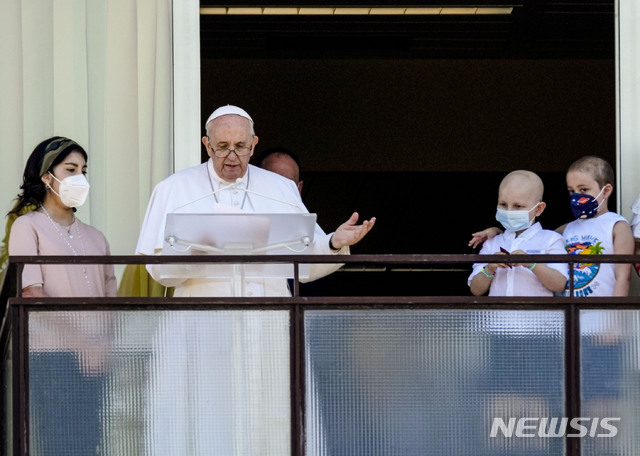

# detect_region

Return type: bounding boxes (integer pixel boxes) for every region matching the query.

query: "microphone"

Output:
[234,178,303,209]
[172,174,304,212]
[171,180,240,211]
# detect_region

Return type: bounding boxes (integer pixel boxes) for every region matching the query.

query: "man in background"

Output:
[255,147,304,194]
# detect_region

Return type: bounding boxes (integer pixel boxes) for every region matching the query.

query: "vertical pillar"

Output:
[173,0,202,172]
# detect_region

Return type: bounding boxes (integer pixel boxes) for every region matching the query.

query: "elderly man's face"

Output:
[202,115,258,182]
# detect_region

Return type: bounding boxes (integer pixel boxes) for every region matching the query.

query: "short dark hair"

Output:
[254,147,302,171]
[568,155,614,189]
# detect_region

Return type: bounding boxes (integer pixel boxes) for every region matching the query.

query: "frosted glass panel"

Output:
[305,310,565,456]
[27,310,290,456]
[581,310,640,456]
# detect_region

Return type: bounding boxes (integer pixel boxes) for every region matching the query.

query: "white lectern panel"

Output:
[160,213,317,279]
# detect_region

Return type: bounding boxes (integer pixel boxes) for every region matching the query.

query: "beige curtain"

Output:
[0,0,174,264]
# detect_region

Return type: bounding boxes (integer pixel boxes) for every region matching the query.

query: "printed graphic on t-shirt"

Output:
[565,234,605,296]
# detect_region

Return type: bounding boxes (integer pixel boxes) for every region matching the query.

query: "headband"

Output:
[39,138,80,177]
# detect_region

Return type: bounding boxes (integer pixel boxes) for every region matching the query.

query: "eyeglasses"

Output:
[212,146,252,158]
[207,137,253,158]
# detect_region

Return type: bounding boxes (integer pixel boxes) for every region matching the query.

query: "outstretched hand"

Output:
[468,227,502,249]
[331,212,376,249]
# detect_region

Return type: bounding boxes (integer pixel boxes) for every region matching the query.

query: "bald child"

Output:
[468,170,568,296]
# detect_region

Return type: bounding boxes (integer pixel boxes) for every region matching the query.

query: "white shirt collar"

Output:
[503,221,542,241]
[207,159,248,187]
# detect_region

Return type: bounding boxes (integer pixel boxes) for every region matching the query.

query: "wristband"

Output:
[528,263,537,271]
[481,267,494,278]
[329,235,340,252]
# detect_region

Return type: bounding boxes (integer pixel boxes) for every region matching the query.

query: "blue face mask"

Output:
[495,203,540,232]
[570,187,605,220]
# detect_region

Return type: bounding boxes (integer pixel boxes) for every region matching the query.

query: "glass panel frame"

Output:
[305,309,566,456]
[25,309,291,456]
[580,310,640,456]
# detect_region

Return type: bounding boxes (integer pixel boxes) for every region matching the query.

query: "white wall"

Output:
[617,0,640,294]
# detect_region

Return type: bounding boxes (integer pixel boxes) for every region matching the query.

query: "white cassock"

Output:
[136,160,347,455]
[137,160,345,295]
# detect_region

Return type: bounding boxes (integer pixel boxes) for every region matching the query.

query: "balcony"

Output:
[2,253,640,455]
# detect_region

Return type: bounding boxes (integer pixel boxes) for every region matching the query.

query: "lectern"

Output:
[160,213,317,296]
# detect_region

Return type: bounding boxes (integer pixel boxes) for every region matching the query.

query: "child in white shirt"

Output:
[468,170,568,296]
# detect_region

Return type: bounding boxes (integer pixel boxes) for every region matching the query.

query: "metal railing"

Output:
[3,253,640,456]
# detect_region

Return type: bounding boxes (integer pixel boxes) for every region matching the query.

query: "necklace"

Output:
[40,205,94,296]
[40,206,76,238]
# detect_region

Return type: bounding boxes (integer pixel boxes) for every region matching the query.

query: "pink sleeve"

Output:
[103,239,118,297]
[8,216,44,288]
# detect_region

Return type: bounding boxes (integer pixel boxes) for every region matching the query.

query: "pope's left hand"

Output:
[331,212,376,249]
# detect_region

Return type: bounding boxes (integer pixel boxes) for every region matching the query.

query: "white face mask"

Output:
[48,172,91,208]
[495,203,540,232]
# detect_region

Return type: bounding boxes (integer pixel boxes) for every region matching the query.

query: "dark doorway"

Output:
[199,1,615,295]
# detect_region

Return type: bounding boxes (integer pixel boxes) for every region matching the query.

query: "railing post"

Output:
[12,301,29,456]
[293,261,300,297]
[291,300,305,456]
[569,260,575,297]
[565,303,581,456]
[16,264,23,298]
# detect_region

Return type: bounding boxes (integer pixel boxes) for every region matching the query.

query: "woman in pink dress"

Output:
[7,136,116,455]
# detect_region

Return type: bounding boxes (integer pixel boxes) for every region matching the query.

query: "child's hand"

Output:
[487,250,511,272]
[469,227,502,249]
[508,249,534,269]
